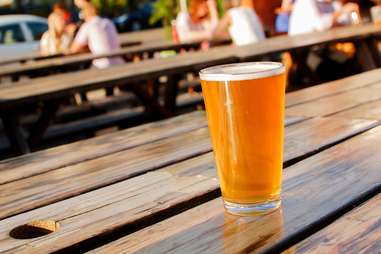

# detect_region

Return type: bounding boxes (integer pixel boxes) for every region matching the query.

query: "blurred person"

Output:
[175,0,219,43]
[70,2,123,97]
[53,3,79,38]
[53,3,71,23]
[74,0,90,10]
[40,13,73,56]
[371,0,381,24]
[214,0,265,46]
[289,0,360,35]
[70,3,124,69]
[275,0,294,33]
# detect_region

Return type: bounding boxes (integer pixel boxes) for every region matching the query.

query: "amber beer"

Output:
[200,62,286,215]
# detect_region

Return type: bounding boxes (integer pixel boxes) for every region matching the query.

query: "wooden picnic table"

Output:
[1,23,381,81]
[0,39,230,81]
[0,28,167,67]
[0,69,380,253]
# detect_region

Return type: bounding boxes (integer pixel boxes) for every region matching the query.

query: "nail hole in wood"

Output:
[10,220,59,239]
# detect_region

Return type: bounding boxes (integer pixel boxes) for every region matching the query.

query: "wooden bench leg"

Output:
[27,101,61,150]
[355,41,377,71]
[1,113,30,155]
[164,74,181,114]
[290,48,318,87]
[365,37,381,68]
[131,83,171,119]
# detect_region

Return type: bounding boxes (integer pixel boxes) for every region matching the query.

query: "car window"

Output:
[26,22,48,41]
[0,24,25,44]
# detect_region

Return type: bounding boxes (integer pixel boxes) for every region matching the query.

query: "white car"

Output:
[0,15,48,59]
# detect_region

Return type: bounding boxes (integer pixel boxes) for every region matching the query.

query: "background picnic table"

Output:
[0,69,380,253]
[0,24,380,82]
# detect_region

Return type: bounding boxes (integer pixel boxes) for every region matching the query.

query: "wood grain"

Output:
[286,82,381,117]
[0,117,377,253]
[0,127,212,220]
[89,125,381,254]
[0,117,374,219]
[0,111,207,185]
[333,99,381,120]
[0,113,302,186]
[285,69,381,107]
[289,194,381,254]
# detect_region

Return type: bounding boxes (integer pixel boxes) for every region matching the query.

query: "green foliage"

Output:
[149,0,178,27]
[150,0,225,27]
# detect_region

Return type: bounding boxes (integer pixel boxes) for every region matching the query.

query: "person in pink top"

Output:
[70,3,124,69]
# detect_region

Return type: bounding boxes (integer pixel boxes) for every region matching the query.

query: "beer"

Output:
[200,62,286,215]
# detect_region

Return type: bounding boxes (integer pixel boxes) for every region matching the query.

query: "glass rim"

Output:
[199,62,285,81]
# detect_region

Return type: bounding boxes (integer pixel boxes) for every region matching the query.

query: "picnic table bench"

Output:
[1,24,381,81]
[0,69,380,253]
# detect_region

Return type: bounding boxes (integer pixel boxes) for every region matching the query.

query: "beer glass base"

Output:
[224,199,281,216]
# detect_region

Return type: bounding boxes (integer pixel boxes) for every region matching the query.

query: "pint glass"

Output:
[200,62,286,215]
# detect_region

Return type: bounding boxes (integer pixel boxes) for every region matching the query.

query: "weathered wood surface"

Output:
[0,112,303,186]
[334,99,381,120]
[289,194,381,254]
[286,82,381,117]
[285,69,381,107]
[0,48,236,110]
[0,117,377,253]
[0,114,305,219]
[88,125,381,254]
[0,111,207,185]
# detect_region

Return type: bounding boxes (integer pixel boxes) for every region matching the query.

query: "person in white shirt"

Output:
[70,3,124,69]
[371,0,381,24]
[175,0,219,43]
[40,13,72,56]
[214,0,265,46]
[289,0,360,36]
[70,3,124,97]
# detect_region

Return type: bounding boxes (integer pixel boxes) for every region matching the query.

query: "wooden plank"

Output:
[0,117,377,254]
[289,194,381,254]
[286,82,381,117]
[0,111,207,185]
[333,99,381,120]
[88,125,381,254]
[285,69,381,107]
[118,28,167,44]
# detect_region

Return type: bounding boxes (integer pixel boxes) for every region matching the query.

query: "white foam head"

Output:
[199,62,285,81]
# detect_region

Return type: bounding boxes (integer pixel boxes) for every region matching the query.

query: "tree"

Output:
[150,0,224,28]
